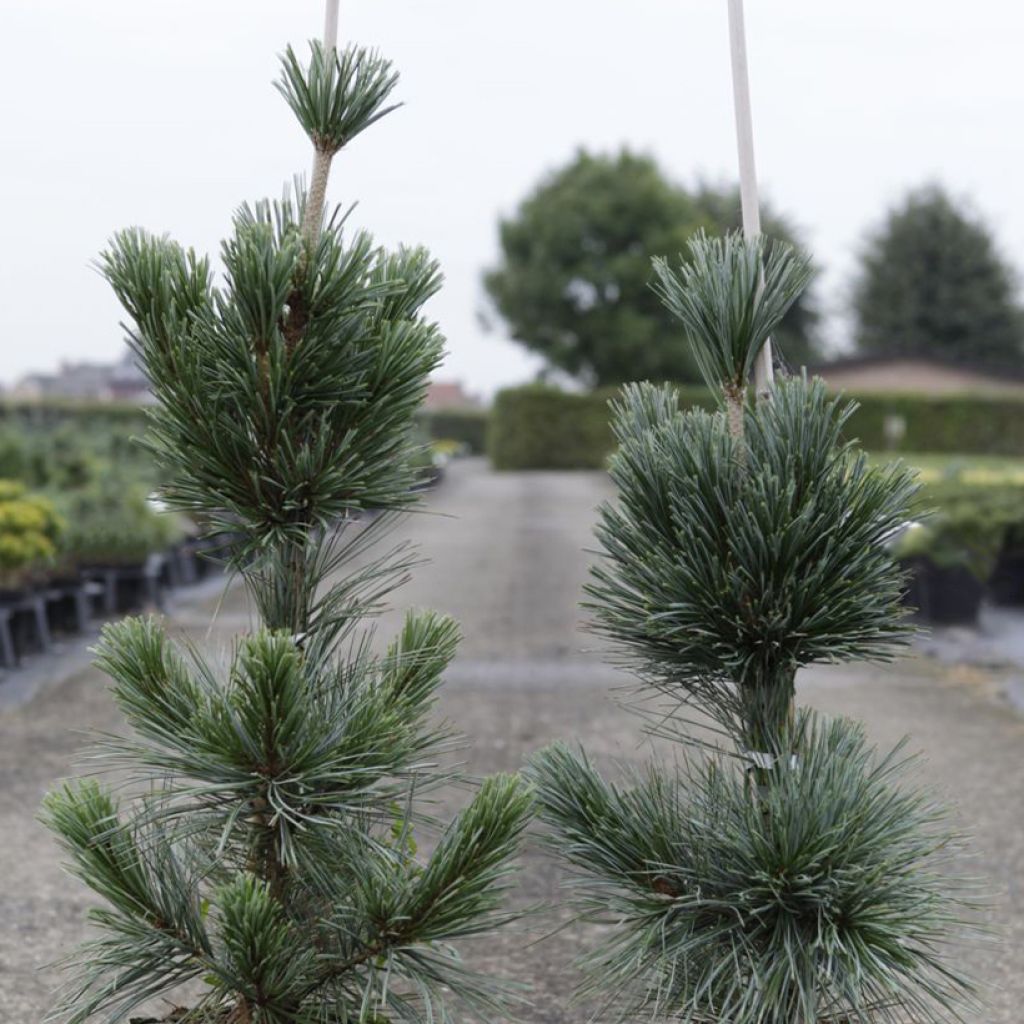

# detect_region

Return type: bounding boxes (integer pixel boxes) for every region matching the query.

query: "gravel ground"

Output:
[1,457,1021,1022]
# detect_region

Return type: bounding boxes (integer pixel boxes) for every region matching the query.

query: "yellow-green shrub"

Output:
[0,480,64,586]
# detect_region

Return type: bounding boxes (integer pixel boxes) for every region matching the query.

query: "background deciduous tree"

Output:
[853,184,1024,369]
[484,149,820,386]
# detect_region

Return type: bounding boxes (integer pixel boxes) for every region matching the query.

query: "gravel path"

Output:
[1,458,1021,1022]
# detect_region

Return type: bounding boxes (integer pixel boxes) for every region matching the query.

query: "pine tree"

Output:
[42,36,531,1024]
[528,233,978,1023]
[482,150,821,388]
[853,184,1024,371]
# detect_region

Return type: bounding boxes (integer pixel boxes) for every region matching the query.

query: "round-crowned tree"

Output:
[484,149,820,386]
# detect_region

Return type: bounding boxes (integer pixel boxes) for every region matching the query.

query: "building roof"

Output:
[424,380,482,410]
[808,354,1024,394]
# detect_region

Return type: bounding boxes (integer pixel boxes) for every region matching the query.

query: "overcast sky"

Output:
[3,1,1024,396]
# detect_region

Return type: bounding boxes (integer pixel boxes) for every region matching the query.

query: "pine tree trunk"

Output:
[303,148,333,250]
[725,386,746,445]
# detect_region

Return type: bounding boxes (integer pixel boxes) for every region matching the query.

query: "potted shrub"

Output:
[0,479,64,658]
[0,480,62,594]
[967,483,1024,606]
[895,480,1016,624]
[58,480,183,613]
[42,27,531,1024]
[894,515,997,624]
[527,233,978,1024]
[0,429,29,482]
[990,518,1024,605]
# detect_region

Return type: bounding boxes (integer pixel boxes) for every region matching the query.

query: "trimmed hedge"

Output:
[417,407,489,454]
[488,384,712,470]
[489,384,1024,470]
[17,390,1022,472]
[0,399,148,431]
[489,386,606,470]
[7,400,496,458]
[843,393,1024,455]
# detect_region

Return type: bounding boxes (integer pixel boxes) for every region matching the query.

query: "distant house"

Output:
[424,380,482,410]
[11,351,152,404]
[810,355,1024,396]
[106,354,150,402]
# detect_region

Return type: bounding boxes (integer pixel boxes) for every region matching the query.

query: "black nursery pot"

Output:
[0,586,53,659]
[165,540,199,588]
[988,549,1024,606]
[110,566,151,613]
[924,561,985,625]
[45,587,86,634]
[898,555,931,617]
[81,563,150,614]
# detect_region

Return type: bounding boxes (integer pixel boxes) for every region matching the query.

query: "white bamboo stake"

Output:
[726,0,773,394]
[323,0,339,52]
[303,0,341,249]
[727,0,790,767]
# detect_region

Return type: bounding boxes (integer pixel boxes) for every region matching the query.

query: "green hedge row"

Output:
[488,385,712,470]
[14,389,1024,472]
[842,393,1024,454]
[4,401,495,457]
[489,386,606,470]
[417,407,489,454]
[7,401,495,458]
[0,400,148,431]
[488,384,1024,469]
[5,401,498,456]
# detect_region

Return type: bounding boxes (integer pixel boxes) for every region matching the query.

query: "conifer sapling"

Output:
[43,36,531,1024]
[528,232,978,1024]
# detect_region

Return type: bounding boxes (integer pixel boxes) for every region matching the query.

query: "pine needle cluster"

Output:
[43,39,531,1024]
[529,232,978,1023]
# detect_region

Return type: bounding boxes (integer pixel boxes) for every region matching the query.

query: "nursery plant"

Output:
[0,479,63,589]
[892,478,1024,623]
[57,478,183,570]
[528,233,977,1024]
[43,34,531,1024]
[906,479,1024,581]
[0,414,155,494]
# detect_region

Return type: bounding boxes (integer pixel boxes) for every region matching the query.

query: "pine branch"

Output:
[586,377,919,749]
[93,618,459,847]
[652,231,812,395]
[212,875,316,1018]
[276,42,400,249]
[529,718,979,1024]
[47,29,532,1024]
[526,743,687,898]
[301,774,532,1006]
[42,782,215,1024]
[276,42,401,157]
